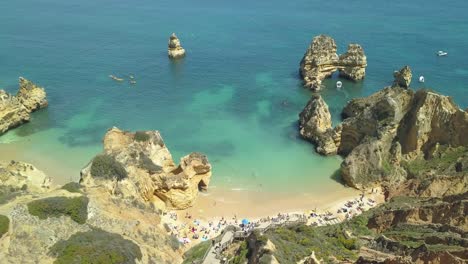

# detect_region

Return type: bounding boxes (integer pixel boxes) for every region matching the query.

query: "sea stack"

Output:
[299,35,367,91]
[168,33,186,59]
[392,65,412,88]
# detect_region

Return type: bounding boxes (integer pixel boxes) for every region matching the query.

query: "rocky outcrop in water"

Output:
[392,66,412,88]
[299,35,367,91]
[0,77,47,135]
[299,95,340,155]
[168,33,186,59]
[80,127,212,210]
[339,44,368,81]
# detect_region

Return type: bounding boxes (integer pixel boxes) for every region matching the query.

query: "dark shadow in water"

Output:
[283,120,303,142]
[168,57,185,80]
[58,124,109,147]
[330,169,346,185]
[14,108,56,137]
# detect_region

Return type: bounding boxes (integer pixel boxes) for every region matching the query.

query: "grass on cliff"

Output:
[182,240,211,264]
[27,196,88,224]
[403,146,467,177]
[49,228,142,264]
[266,226,358,262]
[0,214,9,238]
[0,185,26,205]
[90,154,128,181]
[61,182,82,193]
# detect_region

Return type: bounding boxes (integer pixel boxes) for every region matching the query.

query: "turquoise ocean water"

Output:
[1,0,468,193]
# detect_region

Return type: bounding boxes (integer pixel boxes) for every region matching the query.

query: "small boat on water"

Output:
[437,50,448,56]
[130,80,137,85]
[419,76,425,83]
[109,75,124,82]
[336,81,343,89]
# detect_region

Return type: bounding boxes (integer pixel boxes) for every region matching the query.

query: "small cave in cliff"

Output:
[198,180,207,192]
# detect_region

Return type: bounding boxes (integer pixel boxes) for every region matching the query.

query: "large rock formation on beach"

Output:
[0,77,47,135]
[168,33,186,59]
[299,35,367,91]
[300,66,468,189]
[80,127,212,210]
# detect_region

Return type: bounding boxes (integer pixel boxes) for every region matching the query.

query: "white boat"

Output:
[336,81,343,89]
[419,76,425,83]
[437,51,448,56]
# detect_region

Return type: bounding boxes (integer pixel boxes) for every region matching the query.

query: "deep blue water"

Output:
[1,0,467,192]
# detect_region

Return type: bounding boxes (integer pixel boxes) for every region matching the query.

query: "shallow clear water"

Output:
[1,0,468,192]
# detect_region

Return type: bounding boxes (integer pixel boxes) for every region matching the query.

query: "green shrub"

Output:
[0,214,9,238]
[27,196,88,224]
[49,228,142,264]
[61,182,81,193]
[0,185,22,205]
[90,154,127,181]
[182,240,211,264]
[134,131,150,142]
[232,241,249,264]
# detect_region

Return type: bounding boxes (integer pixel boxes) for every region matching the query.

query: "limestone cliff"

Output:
[0,77,47,135]
[300,67,468,189]
[299,35,367,91]
[168,33,186,59]
[80,127,212,210]
[0,161,183,263]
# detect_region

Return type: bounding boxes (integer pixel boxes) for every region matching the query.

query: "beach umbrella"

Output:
[241,219,249,225]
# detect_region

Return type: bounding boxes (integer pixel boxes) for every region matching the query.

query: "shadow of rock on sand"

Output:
[330,169,346,185]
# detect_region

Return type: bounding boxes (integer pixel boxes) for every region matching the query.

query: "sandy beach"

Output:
[162,187,385,247]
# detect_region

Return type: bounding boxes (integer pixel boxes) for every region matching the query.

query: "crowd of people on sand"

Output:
[162,191,381,247]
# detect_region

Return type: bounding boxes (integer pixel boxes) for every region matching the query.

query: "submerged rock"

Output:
[299,35,367,91]
[392,65,412,88]
[80,127,212,210]
[168,33,186,59]
[0,77,47,135]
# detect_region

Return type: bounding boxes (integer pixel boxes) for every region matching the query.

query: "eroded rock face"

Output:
[0,161,183,263]
[339,44,367,81]
[339,85,468,188]
[0,77,47,135]
[392,66,412,88]
[16,77,48,112]
[301,69,468,189]
[299,35,367,91]
[168,33,186,59]
[0,160,51,192]
[80,127,212,210]
[299,95,340,155]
